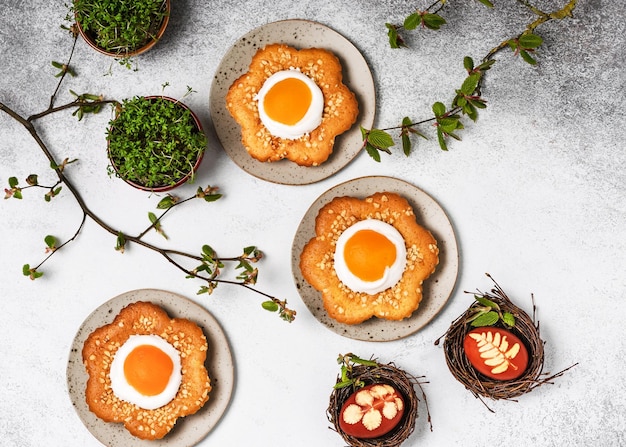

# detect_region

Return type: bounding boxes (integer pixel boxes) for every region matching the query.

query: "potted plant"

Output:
[107,93,207,192]
[71,0,170,66]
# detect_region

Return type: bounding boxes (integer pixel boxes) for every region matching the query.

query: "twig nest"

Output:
[328,356,430,447]
[439,273,576,409]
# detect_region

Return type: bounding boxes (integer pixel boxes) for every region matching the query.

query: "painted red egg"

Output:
[338,383,405,439]
[463,327,529,381]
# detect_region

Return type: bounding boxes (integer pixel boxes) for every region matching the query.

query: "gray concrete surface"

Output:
[1,1,624,446]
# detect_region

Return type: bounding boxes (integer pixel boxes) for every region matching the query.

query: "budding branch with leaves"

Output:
[1,29,296,323]
[363,0,577,160]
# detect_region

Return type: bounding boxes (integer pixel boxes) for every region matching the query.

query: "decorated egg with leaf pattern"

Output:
[463,327,529,381]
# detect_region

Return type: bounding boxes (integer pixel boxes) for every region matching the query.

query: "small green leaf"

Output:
[157,196,176,209]
[23,264,43,280]
[466,103,479,122]
[460,73,481,96]
[469,98,487,109]
[401,133,411,156]
[203,194,222,203]
[365,143,381,162]
[520,50,537,65]
[115,232,126,253]
[432,101,446,117]
[422,13,446,30]
[262,300,279,312]
[502,312,516,327]
[333,380,355,390]
[197,282,217,295]
[202,245,215,258]
[436,127,448,151]
[236,260,253,272]
[475,295,500,310]
[471,311,500,327]
[385,23,401,49]
[476,0,494,7]
[519,33,543,49]
[9,177,18,188]
[477,59,496,71]
[367,129,394,149]
[401,116,412,156]
[44,235,57,249]
[148,212,158,224]
[350,355,379,367]
[403,13,421,30]
[464,56,475,71]
[438,117,460,134]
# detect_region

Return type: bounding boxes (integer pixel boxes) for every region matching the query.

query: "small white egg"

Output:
[334,219,407,295]
[255,69,324,139]
[109,334,182,410]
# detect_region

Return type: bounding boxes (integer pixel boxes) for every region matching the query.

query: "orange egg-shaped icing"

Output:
[263,77,312,125]
[124,344,174,396]
[343,229,397,282]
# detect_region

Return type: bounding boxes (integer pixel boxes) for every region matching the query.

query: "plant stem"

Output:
[0,100,294,321]
[380,0,576,140]
[49,33,79,108]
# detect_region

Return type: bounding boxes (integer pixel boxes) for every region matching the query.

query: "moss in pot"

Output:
[71,0,170,66]
[107,94,206,192]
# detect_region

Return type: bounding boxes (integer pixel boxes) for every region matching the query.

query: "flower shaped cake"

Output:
[226,43,359,166]
[300,192,439,324]
[82,301,212,440]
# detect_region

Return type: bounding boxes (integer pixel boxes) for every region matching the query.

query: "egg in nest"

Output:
[109,334,182,410]
[255,69,324,140]
[334,219,407,295]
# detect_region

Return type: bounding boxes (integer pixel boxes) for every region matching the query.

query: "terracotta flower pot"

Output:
[75,0,170,59]
[107,95,206,192]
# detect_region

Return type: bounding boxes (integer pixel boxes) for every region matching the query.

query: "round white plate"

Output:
[209,19,375,185]
[67,289,234,446]
[291,176,459,341]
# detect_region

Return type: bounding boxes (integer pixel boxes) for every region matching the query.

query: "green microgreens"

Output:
[70,0,168,67]
[364,0,575,159]
[334,354,380,390]
[106,95,207,189]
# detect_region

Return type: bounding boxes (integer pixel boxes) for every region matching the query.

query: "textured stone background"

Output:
[0,1,624,446]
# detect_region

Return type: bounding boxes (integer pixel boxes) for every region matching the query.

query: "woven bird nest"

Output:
[327,354,431,447]
[438,273,576,410]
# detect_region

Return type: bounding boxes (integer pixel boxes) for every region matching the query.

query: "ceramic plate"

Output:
[67,289,234,446]
[209,19,375,185]
[291,176,459,341]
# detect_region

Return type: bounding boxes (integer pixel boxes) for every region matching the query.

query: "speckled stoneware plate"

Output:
[209,19,375,185]
[291,176,459,341]
[67,289,234,447]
